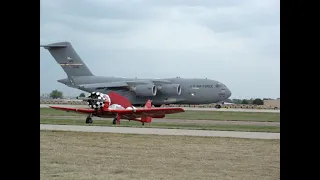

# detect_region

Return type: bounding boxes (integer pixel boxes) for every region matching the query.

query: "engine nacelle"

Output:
[158,84,181,96]
[87,92,111,109]
[132,84,157,96]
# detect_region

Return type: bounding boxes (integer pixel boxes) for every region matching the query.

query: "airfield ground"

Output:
[40,107,280,179]
[40,104,280,113]
[40,131,280,180]
[41,108,280,122]
[40,108,280,133]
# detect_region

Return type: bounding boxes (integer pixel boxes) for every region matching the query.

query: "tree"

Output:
[232,99,242,104]
[50,90,63,99]
[252,98,264,105]
[79,93,86,97]
[241,99,249,104]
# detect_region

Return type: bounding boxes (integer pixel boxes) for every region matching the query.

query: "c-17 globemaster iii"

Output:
[40,41,232,107]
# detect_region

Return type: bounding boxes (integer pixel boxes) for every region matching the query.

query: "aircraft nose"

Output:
[225,87,232,98]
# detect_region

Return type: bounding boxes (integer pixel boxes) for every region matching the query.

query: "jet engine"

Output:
[132,84,157,96]
[158,84,181,96]
[87,92,111,109]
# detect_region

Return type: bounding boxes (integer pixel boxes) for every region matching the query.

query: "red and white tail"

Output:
[144,99,152,108]
[141,99,152,123]
[107,91,132,109]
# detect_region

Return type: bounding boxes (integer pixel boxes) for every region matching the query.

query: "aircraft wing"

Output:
[77,82,129,90]
[77,80,172,90]
[108,107,184,119]
[49,106,95,114]
[150,79,172,85]
[126,79,172,86]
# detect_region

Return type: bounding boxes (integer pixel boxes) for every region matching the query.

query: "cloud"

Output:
[40,0,280,98]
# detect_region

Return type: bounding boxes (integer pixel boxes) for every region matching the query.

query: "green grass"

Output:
[40,118,280,133]
[41,108,280,122]
[166,110,279,122]
[40,108,83,116]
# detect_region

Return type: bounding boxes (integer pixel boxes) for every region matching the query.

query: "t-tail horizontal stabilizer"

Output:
[40,44,67,49]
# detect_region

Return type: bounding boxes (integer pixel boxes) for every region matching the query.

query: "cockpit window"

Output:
[216,82,226,88]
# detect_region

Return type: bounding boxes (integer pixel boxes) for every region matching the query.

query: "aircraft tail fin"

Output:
[144,100,152,109]
[108,91,132,109]
[141,100,153,123]
[40,41,94,77]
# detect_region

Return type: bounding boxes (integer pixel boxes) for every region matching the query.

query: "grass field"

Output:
[40,108,280,122]
[40,131,280,180]
[40,118,280,133]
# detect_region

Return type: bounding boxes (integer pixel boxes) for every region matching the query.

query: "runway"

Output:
[40,124,280,140]
[40,104,280,113]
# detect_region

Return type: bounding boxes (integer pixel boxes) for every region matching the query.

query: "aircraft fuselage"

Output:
[59,76,232,106]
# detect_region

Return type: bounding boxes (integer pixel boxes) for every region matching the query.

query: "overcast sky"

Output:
[40,0,280,99]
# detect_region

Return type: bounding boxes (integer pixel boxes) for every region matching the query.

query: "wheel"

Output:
[215,104,221,109]
[86,117,93,124]
[112,118,117,124]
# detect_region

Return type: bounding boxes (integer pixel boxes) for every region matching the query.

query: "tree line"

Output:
[231,98,265,105]
[41,90,86,99]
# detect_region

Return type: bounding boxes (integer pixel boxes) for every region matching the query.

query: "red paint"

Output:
[49,92,184,125]
[108,91,132,108]
[141,99,152,123]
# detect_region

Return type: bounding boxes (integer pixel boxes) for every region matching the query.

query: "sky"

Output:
[40,0,280,99]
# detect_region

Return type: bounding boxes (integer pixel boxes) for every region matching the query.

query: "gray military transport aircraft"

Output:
[40,42,232,108]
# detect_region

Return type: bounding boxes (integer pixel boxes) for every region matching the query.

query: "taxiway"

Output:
[40,124,280,139]
[40,115,280,127]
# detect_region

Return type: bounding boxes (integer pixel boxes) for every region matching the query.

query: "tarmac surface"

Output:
[40,124,280,139]
[41,115,280,127]
[40,104,280,113]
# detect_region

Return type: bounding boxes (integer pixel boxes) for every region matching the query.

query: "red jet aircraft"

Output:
[49,91,185,125]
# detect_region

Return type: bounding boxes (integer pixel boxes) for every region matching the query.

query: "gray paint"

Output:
[41,41,232,106]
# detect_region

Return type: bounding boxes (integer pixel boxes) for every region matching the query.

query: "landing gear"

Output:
[142,122,144,126]
[112,114,120,125]
[154,104,162,107]
[85,114,93,124]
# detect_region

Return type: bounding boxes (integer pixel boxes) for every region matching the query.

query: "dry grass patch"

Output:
[40,131,280,180]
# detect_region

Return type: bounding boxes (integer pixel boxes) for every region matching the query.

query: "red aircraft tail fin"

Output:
[141,99,152,123]
[144,99,152,108]
[108,91,132,108]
